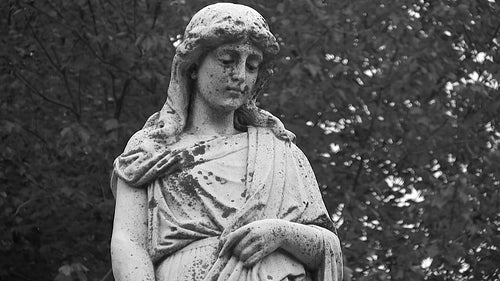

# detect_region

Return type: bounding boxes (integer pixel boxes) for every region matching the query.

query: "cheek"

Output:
[247,74,258,88]
[202,73,222,93]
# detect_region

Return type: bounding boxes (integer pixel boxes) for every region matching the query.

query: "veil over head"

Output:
[157,2,294,140]
[113,3,295,188]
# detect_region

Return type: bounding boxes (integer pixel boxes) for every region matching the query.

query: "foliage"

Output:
[1,0,499,280]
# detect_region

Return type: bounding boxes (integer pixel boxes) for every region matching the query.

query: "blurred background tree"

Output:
[1,0,499,280]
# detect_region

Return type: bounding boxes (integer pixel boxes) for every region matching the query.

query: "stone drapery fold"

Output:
[111,127,342,281]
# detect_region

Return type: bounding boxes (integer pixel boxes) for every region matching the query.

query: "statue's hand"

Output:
[219,219,289,267]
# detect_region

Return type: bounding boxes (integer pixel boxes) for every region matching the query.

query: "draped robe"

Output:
[112,127,343,281]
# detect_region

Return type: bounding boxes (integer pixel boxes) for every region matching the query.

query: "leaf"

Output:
[54,265,72,281]
[103,118,120,132]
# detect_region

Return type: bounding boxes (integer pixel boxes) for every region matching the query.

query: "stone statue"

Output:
[110,3,343,281]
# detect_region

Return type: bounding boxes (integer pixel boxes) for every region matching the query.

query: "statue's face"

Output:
[194,41,263,112]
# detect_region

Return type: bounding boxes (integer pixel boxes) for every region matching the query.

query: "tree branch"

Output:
[352,155,364,192]
[114,78,131,119]
[61,68,80,121]
[13,70,77,115]
[28,23,60,72]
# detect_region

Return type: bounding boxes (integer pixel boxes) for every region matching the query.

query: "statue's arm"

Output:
[111,178,155,281]
[279,221,327,269]
[220,219,338,270]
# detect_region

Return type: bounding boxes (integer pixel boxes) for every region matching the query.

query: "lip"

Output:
[226,87,243,94]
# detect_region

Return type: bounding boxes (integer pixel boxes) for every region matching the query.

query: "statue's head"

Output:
[177,3,279,97]
[159,3,282,136]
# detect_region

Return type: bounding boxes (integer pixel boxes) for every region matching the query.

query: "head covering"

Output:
[154,2,294,141]
[114,4,295,188]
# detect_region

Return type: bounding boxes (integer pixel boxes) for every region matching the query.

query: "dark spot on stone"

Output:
[148,198,157,209]
[170,226,177,232]
[203,176,208,180]
[208,171,213,176]
[181,150,195,164]
[197,171,202,174]
[284,206,296,216]
[267,275,273,280]
[240,189,246,198]
[255,203,265,211]
[178,173,201,198]
[221,207,235,218]
[214,176,228,184]
[193,144,206,156]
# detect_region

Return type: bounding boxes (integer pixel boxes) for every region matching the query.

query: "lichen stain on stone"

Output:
[192,144,206,156]
[254,202,265,211]
[148,197,158,209]
[248,171,254,182]
[214,176,227,184]
[177,172,202,200]
[180,150,195,164]
[221,206,236,218]
[283,206,297,216]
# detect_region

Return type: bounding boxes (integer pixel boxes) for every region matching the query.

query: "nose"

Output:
[231,62,246,83]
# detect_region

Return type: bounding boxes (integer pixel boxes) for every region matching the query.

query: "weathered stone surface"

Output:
[111,3,342,281]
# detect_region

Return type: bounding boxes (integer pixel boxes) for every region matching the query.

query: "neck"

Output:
[184,98,239,136]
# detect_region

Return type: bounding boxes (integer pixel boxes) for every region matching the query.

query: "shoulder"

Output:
[252,126,310,161]
[249,123,296,143]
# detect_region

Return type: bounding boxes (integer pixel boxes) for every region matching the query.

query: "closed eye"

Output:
[220,58,234,65]
[246,62,259,72]
[218,53,236,66]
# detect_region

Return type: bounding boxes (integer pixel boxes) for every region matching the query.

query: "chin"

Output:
[215,100,246,112]
[216,104,242,113]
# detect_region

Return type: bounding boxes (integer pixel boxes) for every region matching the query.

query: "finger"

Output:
[239,240,264,263]
[233,232,260,257]
[219,227,251,257]
[242,248,267,268]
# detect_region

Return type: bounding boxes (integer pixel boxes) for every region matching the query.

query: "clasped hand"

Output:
[219,219,290,267]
